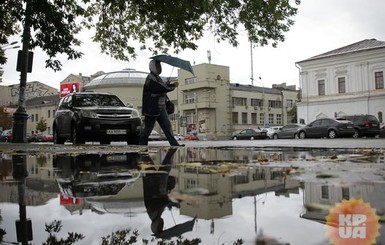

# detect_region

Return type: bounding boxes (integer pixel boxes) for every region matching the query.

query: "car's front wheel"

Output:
[232,136,237,140]
[53,127,65,144]
[273,134,279,139]
[71,124,85,144]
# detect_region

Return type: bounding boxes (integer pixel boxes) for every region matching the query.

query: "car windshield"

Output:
[73,94,125,107]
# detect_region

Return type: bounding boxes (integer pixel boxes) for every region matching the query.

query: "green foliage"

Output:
[42,220,85,245]
[0,106,13,130]
[36,117,48,133]
[289,105,297,123]
[0,0,300,74]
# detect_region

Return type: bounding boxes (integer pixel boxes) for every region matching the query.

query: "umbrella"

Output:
[150,55,194,75]
[154,216,196,239]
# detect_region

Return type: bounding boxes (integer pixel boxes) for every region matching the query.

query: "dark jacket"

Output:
[141,73,176,116]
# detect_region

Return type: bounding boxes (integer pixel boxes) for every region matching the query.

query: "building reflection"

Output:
[301,181,385,243]
[0,148,303,221]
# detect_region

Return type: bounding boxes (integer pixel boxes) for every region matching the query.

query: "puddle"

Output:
[0,147,384,244]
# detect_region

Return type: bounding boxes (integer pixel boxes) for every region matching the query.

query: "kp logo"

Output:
[326,198,380,245]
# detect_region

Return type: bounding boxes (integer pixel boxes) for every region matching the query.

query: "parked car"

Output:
[261,128,275,139]
[53,92,142,145]
[336,114,380,138]
[271,123,305,139]
[27,133,37,142]
[0,129,12,142]
[174,133,185,141]
[231,128,268,140]
[297,118,355,139]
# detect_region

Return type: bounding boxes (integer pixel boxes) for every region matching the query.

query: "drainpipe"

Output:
[295,63,302,123]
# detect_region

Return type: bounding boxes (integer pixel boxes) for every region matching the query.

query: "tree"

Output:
[36,117,47,133]
[0,0,301,72]
[0,106,13,130]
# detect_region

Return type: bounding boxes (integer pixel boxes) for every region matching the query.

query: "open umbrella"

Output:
[154,216,196,239]
[150,55,194,75]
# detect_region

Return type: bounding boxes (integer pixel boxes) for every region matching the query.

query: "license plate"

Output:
[106,129,126,135]
[107,154,127,161]
[372,124,377,127]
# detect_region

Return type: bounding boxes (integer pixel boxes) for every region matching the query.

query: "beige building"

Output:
[173,63,298,139]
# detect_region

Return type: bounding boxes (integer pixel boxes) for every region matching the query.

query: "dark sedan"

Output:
[231,128,268,140]
[297,118,355,139]
[272,123,305,139]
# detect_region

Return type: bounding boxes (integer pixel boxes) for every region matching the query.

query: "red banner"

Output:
[60,82,80,97]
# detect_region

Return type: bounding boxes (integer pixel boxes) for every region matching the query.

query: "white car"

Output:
[174,134,185,141]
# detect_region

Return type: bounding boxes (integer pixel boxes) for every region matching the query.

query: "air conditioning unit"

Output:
[260,107,263,110]
[268,107,271,111]
[254,106,258,110]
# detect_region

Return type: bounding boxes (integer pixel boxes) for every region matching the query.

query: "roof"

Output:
[230,83,285,95]
[297,39,385,63]
[26,94,60,107]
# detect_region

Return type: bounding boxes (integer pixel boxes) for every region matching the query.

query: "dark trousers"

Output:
[139,108,180,146]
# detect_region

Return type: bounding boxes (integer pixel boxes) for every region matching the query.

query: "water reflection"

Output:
[0,147,384,244]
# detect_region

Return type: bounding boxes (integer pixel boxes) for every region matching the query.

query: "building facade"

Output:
[170,63,299,139]
[296,39,385,124]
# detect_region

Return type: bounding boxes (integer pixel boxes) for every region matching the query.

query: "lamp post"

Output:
[259,77,266,127]
[12,1,32,143]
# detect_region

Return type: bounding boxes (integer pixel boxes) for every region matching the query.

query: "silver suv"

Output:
[53,92,142,145]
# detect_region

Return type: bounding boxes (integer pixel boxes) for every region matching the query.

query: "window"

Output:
[268,100,282,108]
[378,112,383,123]
[286,99,293,108]
[276,114,282,125]
[251,113,257,124]
[232,97,247,107]
[338,77,346,93]
[232,112,238,124]
[31,114,34,122]
[184,93,197,104]
[185,77,196,85]
[375,71,384,89]
[321,185,329,199]
[251,98,264,107]
[48,110,51,118]
[242,112,247,124]
[259,113,264,124]
[342,187,350,200]
[318,80,325,96]
[35,114,39,122]
[268,114,274,124]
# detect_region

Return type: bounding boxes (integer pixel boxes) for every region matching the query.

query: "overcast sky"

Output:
[2,0,385,90]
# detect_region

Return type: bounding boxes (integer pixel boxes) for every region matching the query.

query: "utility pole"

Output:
[12,2,32,143]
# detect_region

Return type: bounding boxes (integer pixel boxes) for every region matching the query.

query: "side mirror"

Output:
[126,103,134,108]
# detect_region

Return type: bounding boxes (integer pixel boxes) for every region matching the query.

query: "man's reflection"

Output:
[141,148,180,236]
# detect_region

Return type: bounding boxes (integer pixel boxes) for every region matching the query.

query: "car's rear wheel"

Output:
[71,124,85,144]
[273,134,278,139]
[232,136,237,140]
[298,131,306,139]
[53,127,65,144]
[328,129,336,139]
[250,136,254,140]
